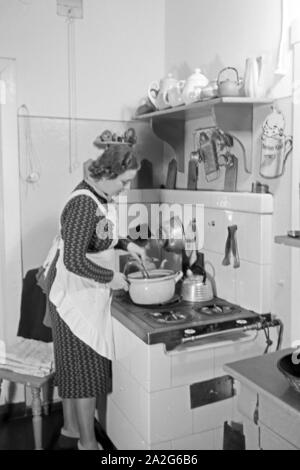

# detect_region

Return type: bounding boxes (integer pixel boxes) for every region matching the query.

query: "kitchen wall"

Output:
[165,0,297,99]
[0,0,165,120]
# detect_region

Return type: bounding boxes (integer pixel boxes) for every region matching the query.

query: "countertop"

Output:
[224,348,300,416]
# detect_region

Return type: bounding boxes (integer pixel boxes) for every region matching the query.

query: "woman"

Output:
[44,144,146,450]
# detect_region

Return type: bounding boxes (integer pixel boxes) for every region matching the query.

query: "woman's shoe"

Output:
[56,428,80,450]
[77,441,103,450]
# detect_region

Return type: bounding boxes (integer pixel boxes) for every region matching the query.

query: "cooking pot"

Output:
[127,269,183,305]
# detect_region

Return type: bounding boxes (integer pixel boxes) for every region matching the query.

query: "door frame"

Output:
[0,57,23,348]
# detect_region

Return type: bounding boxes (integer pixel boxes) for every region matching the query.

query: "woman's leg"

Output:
[74,397,99,449]
[62,399,80,437]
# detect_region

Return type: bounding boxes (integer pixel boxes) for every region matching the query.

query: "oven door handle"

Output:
[165,330,259,356]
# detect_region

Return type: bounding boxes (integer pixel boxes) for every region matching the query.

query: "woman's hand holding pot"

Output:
[109,272,129,291]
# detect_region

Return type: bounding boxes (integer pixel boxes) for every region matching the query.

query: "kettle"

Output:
[181,270,214,302]
[217,67,244,97]
[148,73,179,110]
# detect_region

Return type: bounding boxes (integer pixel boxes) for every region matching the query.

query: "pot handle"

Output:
[217,67,239,86]
[174,271,184,283]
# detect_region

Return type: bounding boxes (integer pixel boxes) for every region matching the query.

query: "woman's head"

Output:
[87,144,140,197]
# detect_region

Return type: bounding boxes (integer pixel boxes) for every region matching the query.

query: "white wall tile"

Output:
[243,418,260,450]
[214,334,269,378]
[237,384,259,421]
[170,347,214,387]
[235,262,271,312]
[151,441,172,450]
[107,399,147,450]
[110,361,150,443]
[203,209,272,265]
[150,386,193,443]
[260,424,298,450]
[203,250,236,304]
[130,343,172,392]
[213,427,225,450]
[172,431,214,450]
[193,399,234,434]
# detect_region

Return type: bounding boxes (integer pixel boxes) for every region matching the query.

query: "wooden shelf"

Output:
[134,97,273,121]
[93,140,132,149]
[275,235,300,248]
[134,97,273,173]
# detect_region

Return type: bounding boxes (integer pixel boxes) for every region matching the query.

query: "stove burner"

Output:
[149,310,190,324]
[196,304,240,316]
[132,295,182,309]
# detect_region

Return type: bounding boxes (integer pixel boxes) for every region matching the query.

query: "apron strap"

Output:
[65,189,108,217]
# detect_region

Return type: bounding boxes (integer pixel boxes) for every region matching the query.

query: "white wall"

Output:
[165,0,293,99]
[0,0,165,120]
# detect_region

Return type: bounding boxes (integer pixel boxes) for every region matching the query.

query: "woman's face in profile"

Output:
[96,169,137,197]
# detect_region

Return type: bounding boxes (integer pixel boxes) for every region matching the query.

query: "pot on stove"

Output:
[126,269,183,305]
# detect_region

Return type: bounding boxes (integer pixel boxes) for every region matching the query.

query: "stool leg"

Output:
[31,386,43,450]
[0,378,3,395]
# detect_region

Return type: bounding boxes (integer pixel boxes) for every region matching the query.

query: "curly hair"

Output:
[88,145,140,181]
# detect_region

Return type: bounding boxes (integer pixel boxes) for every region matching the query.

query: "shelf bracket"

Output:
[151,117,185,172]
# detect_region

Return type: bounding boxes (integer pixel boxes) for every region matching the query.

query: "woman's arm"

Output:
[62,195,114,283]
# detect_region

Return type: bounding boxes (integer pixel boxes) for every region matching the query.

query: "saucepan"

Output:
[126,269,183,305]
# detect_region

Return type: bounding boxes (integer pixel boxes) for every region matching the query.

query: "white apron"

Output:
[43,189,117,361]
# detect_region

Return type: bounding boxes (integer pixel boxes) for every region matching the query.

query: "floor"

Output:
[0,404,116,451]
[0,405,244,450]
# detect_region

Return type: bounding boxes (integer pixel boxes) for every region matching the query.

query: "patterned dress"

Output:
[47,180,129,399]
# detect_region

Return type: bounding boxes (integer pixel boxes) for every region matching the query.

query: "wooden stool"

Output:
[0,369,55,450]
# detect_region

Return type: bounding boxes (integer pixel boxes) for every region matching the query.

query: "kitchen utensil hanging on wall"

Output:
[259,105,293,179]
[222,225,240,269]
[223,153,238,192]
[18,105,42,190]
[66,8,80,173]
[137,159,154,189]
[192,126,249,188]
[165,158,177,189]
[196,128,220,182]
[187,152,199,190]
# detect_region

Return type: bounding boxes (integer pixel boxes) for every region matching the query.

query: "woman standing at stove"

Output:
[43,144,146,450]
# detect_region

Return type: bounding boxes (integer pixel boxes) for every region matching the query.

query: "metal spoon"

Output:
[139,258,150,279]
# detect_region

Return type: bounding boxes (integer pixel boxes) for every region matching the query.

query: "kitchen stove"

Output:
[112,291,278,351]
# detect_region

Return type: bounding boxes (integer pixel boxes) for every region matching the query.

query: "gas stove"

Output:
[112,292,277,350]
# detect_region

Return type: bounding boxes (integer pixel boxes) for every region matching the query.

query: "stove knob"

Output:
[184,329,197,336]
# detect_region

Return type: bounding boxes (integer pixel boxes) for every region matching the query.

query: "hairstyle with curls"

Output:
[88,144,140,181]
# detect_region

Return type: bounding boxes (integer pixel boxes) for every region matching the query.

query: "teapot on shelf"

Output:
[182,68,209,105]
[217,67,244,97]
[148,73,179,110]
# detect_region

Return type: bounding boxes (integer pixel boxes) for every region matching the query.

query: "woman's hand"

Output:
[127,242,147,263]
[108,272,129,291]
